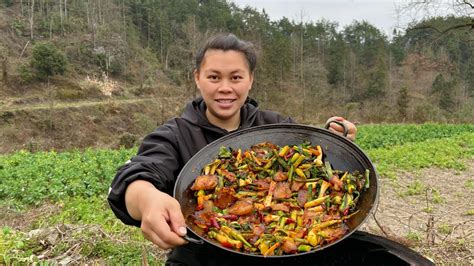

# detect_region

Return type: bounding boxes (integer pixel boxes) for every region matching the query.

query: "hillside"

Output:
[0,1,473,153]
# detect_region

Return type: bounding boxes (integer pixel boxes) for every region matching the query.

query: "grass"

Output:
[465,179,474,190]
[366,132,474,178]
[0,148,136,208]
[437,223,453,235]
[404,180,425,196]
[406,231,423,243]
[430,189,444,204]
[355,124,474,150]
[0,124,473,264]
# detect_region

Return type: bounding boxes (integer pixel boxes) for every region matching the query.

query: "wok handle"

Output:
[183,234,204,245]
[324,119,349,137]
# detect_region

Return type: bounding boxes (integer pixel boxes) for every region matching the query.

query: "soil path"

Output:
[0,97,182,112]
[361,160,474,264]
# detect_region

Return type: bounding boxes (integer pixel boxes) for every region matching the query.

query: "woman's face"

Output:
[194,49,253,131]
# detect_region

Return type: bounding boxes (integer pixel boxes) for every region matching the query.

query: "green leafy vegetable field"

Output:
[1,124,473,264]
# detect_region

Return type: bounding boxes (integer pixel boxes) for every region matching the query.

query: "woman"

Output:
[107,33,357,265]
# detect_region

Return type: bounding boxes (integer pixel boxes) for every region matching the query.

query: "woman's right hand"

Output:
[125,180,188,249]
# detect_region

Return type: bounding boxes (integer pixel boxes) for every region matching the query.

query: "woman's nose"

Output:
[217,80,233,92]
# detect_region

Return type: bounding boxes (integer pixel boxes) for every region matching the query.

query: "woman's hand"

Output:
[326,116,357,141]
[125,180,188,249]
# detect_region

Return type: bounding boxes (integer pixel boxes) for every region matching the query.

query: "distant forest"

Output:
[1,0,473,123]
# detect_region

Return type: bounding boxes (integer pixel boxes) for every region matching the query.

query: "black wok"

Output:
[173,123,379,258]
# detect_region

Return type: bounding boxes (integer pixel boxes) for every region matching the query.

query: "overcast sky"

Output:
[230,0,458,37]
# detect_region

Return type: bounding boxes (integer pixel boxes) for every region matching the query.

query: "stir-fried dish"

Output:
[189,141,370,256]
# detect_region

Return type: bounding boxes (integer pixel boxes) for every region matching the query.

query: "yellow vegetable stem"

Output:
[264,181,276,207]
[307,205,324,212]
[311,219,342,232]
[290,153,300,163]
[295,168,306,179]
[278,145,290,157]
[304,195,329,208]
[318,180,330,198]
[221,226,252,248]
[307,231,320,246]
[264,158,275,169]
[204,165,211,175]
[236,149,242,163]
[293,155,305,168]
[259,242,269,255]
[251,153,263,166]
[210,231,243,249]
[208,159,220,175]
[210,164,217,175]
[316,145,323,161]
[263,242,281,257]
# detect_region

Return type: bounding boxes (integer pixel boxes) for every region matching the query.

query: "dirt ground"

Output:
[2,161,473,264]
[361,160,474,265]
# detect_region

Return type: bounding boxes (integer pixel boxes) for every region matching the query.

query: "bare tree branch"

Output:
[460,0,473,9]
[408,21,474,35]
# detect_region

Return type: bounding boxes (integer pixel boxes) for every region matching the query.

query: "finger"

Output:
[343,121,357,141]
[329,121,346,134]
[168,204,187,237]
[142,214,187,249]
[327,127,343,136]
[141,218,173,249]
[151,214,187,247]
[347,133,356,141]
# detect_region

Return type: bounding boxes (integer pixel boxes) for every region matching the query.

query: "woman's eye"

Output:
[232,76,243,80]
[208,75,219,80]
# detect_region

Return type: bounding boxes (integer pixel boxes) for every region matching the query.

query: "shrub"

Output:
[18,64,34,84]
[30,42,67,80]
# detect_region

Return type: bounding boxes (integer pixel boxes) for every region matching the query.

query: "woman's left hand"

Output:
[326,116,357,141]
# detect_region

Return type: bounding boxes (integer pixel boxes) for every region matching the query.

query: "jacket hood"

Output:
[181,97,260,133]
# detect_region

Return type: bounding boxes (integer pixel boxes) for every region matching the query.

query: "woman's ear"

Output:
[194,69,201,89]
[248,72,254,91]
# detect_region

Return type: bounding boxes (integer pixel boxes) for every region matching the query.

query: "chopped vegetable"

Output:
[190,141,369,256]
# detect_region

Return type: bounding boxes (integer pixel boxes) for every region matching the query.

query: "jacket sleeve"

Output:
[107,121,181,227]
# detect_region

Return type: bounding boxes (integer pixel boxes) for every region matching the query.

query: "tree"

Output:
[400,1,474,37]
[326,34,346,86]
[431,74,447,94]
[439,85,455,112]
[431,74,456,112]
[397,86,409,120]
[28,0,35,39]
[2,0,13,7]
[30,42,67,80]
[0,45,7,82]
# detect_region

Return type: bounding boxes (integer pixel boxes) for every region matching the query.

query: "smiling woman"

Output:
[107,33,357,266]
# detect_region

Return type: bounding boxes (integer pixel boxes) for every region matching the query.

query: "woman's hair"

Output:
[195,33,257,72]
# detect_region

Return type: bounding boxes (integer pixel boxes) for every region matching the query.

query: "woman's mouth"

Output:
[215,99,236,108]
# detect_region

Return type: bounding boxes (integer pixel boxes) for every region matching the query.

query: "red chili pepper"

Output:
[221,242,234,248]
[285,218,296,224]
[284,148,295,161]
[222,214,238,221]
[210,217,220,229]
[343,208,349,216]
[301,228,308,238]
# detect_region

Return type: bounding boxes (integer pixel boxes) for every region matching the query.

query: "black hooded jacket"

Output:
[107,97,293,227]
